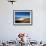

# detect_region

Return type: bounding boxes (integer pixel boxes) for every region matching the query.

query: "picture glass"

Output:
[13,10,32,25]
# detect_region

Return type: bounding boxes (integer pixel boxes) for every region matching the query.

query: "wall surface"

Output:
[0,0,46,42]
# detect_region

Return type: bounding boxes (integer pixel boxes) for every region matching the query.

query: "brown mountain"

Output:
[15,18,31,23]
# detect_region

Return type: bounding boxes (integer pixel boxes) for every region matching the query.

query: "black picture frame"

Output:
[13,10,33,26]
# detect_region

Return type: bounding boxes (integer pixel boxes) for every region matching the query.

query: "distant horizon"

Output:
[15,12,32,20]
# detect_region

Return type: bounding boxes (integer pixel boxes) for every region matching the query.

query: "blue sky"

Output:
[15,12,32,18]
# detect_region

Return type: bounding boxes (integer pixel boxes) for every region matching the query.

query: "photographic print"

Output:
[13,10,32,25]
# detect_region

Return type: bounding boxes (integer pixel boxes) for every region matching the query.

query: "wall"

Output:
[0,0,46,42]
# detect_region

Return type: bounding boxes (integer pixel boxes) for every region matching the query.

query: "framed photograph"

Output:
[13,10,32,25]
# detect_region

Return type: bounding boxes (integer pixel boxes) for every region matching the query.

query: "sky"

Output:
[15,12,32,18]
